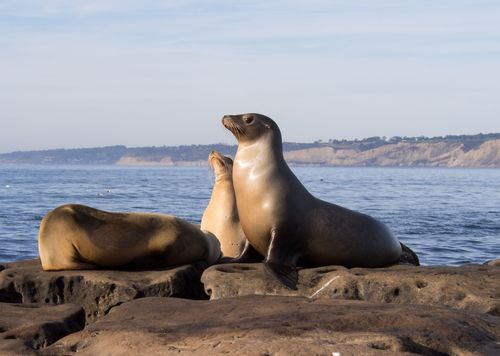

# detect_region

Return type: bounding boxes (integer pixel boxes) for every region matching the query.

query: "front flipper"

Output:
[263,228,300,290]
[229,240,264,263]
[264,262,298,290]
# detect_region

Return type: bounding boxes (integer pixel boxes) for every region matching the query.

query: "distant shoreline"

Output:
[1,163,500,169]
[1,133,500,168]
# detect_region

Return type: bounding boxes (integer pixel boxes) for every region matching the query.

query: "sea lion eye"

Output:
[243,117,254,124]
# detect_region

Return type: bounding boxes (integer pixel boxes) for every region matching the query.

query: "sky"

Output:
[1,0,499,153]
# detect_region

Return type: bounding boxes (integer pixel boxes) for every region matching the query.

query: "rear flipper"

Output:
[398,242,420,266]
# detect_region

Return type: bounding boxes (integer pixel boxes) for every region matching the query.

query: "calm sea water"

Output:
[0,165,499,266]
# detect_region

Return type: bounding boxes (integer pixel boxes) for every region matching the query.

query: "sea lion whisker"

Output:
[230,122,242,140]
[224,119,243,140]
[237,125,246,138]
[230,122,245,139]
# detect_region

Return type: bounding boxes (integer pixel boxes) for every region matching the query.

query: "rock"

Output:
[0,259,208,323]
[202,263,500,315]
[0,302,84,355]
[45,296,500,355]
[485,258,500,267]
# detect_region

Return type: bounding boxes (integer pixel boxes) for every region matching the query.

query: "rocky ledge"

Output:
[44,296,500,355]
[0,259,499,355]
[0,259,207,324]
[0,302,84,355]
[202,263,500,316]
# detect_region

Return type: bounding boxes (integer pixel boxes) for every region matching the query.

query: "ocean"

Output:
[0,165,499,266]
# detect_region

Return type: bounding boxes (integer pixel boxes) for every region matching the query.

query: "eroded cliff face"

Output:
[1,139,499,167]
[116,156,174,166]
[284,139,500,167]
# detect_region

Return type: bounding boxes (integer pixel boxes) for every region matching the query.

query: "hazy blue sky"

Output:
[1,0,499,152]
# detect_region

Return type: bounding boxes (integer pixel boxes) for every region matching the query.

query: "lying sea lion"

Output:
[201,151,246,257]
[38,204,221,270]
[223,113,404,289]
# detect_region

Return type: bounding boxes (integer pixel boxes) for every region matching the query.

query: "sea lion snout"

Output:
[208,150,224,167]
[209,150,221,158]
[222,115,233,128]
[208,151,233,176]
[222,115,243,140]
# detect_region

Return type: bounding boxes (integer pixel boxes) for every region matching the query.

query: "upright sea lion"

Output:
[201,151,246,257]
[38,204,221,271]
[223,113,403,289]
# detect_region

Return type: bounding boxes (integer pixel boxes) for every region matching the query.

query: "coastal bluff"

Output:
[1,258,499,355]
[1,133,500,168]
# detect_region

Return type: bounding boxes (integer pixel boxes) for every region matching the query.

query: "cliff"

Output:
[284,139,500,168]
[1,134,500,167]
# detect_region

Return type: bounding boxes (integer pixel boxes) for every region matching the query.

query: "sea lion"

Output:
[223,113,403,289]
[38,204,221,271]
[201,151,246,257]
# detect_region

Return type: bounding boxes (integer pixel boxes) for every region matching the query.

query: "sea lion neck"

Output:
[235,136,285,167]
[214,172,232,184]
[211,160,232,183]
[237,121,284,155]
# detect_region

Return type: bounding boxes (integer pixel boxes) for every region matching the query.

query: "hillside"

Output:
[1,133,499,168]
[284,140,500,168]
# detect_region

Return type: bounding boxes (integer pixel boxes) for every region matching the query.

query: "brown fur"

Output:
[201,151,246,257]
[38,204,221,270]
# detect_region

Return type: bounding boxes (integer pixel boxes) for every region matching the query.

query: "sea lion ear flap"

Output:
[264,123,271,129]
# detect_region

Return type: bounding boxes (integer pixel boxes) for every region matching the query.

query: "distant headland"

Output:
[1,133,500,168]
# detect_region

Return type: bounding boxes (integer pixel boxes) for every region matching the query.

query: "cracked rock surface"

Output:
[0,302,84,355]
[2,258,500,355]
[45,295,500,356]
[0,259,207,324]
[485,258,500,266]
[202,263,500,315]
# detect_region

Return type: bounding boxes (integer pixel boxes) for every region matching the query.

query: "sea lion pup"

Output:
[201,151,246,258]
[223,113,403,289]
[38,204,221,271]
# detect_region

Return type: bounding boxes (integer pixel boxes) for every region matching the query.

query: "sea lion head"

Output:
[208,150,233,182]
[222,113,281,145]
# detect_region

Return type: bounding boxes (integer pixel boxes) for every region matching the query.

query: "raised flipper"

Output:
[263,228,300,290]
[229,240,264,263]
[399,242,420,266]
